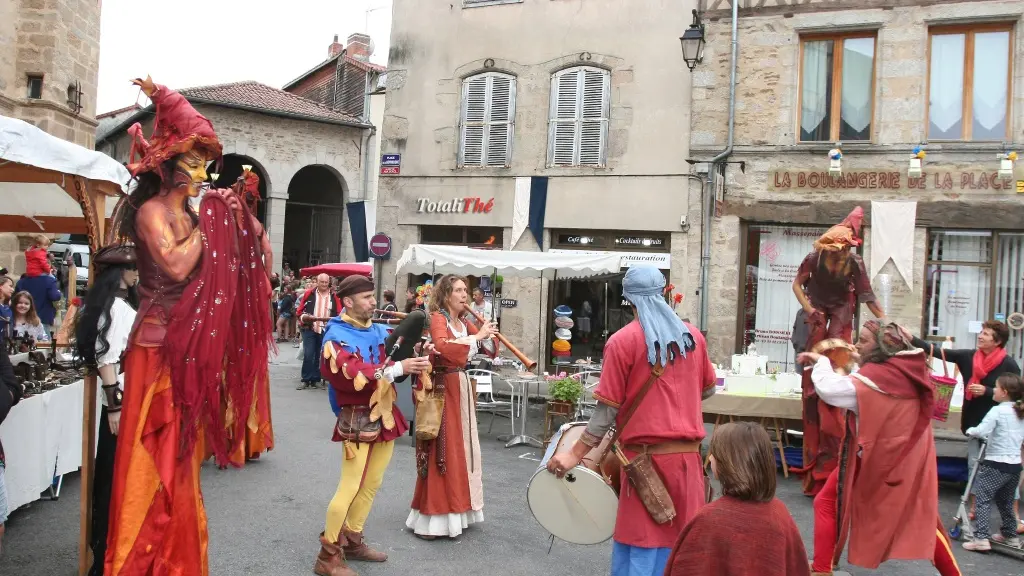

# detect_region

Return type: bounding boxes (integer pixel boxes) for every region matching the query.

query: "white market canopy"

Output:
[395,244,623,279]
[0,115,126,236]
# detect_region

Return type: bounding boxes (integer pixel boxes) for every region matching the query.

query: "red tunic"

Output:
[409,313,496,516]
[321,340,409,442]
[592,320,716,549]
[836,352,940,568]
[665,497,810,576]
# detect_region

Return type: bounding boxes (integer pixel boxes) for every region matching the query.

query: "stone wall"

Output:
[1,0,102,146]
[691,0,1024,362]
[101,105,370,270]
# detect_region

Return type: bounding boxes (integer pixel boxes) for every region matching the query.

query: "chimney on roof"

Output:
[346,32,372,62]
[328,34,344,59]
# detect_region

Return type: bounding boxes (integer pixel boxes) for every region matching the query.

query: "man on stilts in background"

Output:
[791,206,885,496]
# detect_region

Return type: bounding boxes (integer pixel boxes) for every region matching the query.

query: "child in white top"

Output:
[963,374,1024,551]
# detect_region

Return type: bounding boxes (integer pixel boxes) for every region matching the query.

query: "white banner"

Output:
[510,177,530,250]
[548,249,670,269]
[870,200,917,289]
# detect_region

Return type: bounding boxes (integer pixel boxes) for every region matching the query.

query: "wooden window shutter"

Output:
[579,68,609,166]
[459,73,516,168]
[549,66,609,166]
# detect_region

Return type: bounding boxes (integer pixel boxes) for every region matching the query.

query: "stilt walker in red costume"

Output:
[791,207,885,496]
[798,322,962,576]
[222,166,275,467]
[103,77,273,575]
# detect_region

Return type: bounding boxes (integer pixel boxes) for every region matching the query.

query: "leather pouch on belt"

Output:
[622,453,677,524]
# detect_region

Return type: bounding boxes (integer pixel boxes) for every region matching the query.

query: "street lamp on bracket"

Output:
[680,9,706,71]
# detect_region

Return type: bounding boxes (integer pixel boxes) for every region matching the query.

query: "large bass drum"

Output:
[526,422,619,545]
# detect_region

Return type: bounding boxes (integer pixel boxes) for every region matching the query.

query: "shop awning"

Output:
[300,262,373,278]
[395,244,623,279]
[0,115,127,234]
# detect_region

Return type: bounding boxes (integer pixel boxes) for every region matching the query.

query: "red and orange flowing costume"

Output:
[104,81,273,575]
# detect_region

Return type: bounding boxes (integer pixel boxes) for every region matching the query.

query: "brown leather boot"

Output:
[341,529,387,562]
[313,532,358,576]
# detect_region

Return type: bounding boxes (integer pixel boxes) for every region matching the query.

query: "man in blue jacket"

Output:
[15,271,62,333]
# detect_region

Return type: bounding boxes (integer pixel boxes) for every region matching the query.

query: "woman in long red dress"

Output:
[407,275,498,539]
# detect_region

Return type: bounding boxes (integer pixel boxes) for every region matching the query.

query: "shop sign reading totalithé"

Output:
[768,166,1024,193]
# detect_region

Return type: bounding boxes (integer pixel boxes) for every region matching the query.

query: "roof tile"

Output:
[179,81,366,125]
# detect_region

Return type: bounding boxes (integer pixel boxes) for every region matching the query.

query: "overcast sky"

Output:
[96,0,393,113]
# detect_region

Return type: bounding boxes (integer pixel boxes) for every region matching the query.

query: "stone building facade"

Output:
[0,0,101,148]
[378,0,697,371]
[0,0,102,275]
[691,0,1024,370]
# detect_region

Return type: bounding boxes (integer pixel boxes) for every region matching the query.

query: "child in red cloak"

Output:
[24,234,51,277]
[665,422,810,576]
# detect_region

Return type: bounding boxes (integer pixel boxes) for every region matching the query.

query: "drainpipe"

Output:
[698,0,739,333]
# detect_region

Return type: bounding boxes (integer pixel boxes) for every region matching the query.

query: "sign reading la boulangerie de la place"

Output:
[415,197,495,214]
[769,167,1024,193]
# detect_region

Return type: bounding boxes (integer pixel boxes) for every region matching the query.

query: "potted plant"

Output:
[547,376,584,416]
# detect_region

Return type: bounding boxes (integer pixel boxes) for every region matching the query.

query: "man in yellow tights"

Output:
[313,275,431,576]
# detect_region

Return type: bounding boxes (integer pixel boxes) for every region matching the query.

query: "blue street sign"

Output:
[381,154,401,167]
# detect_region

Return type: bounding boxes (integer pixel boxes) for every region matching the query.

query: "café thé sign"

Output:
[416,197,495,214]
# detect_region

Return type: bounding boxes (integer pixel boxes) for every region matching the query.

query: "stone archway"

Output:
[211,154,270,225]
[283,165,346,269]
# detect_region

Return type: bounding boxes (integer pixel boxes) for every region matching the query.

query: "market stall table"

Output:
[0,379,100,511]
[702,390,965,476]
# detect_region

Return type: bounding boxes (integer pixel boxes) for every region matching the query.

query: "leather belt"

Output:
[623,440,701,455]
[431,367,462,377]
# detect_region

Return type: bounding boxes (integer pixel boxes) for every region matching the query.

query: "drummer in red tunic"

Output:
[791,206,885,496]
[546,265,716,576]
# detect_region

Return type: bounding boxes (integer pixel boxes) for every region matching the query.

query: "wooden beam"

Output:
[0,215,94,235]
[78,187,105,576]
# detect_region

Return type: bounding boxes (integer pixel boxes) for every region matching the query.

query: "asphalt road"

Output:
[1,354,1021,575]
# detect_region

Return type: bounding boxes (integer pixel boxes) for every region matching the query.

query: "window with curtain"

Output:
[928,25,1012,141]
[548,66,610,167]
[741,224,828,373]
[923,231,1024,369]
[799,34,875,142]
[459,72,516,167]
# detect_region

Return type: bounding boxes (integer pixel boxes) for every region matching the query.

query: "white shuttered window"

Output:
[459,72,516,168]
[548,66,610,167]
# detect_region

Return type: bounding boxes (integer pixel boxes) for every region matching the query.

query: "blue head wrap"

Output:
[621,266,694,365]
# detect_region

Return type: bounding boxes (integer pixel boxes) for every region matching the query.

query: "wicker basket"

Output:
[928,344,957,422]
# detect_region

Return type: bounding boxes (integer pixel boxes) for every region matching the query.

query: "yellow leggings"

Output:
[324,440,395,543]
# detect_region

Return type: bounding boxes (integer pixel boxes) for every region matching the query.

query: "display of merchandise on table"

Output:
[715,342,802,396]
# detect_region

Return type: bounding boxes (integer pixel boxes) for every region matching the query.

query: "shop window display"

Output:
[924,230,1024,367]
[741,224,828,373]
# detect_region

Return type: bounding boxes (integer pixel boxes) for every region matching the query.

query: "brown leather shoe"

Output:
[341,529,387,562]
[313,532,358,576]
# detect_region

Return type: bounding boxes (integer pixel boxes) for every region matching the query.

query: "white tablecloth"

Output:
[0,379,97,511]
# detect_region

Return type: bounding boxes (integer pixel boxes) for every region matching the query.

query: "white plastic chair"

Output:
[467,369,515,435]
[571,370,602,420]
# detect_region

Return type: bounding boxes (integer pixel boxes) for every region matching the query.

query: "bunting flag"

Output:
[869,201,916,289]
[529,176,548,250]
[346,201,369,262]
[510,176,530,250]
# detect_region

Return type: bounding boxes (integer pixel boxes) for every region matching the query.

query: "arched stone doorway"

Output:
[211,154,270,225]
[284,165,346,269]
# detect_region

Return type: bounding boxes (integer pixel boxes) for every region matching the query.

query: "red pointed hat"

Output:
[814,206,864,252]
[126,79,222,178]
[241,168,260,204]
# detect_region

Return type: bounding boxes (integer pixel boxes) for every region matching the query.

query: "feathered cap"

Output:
[813,206,864,252]
[126,77,222,178]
